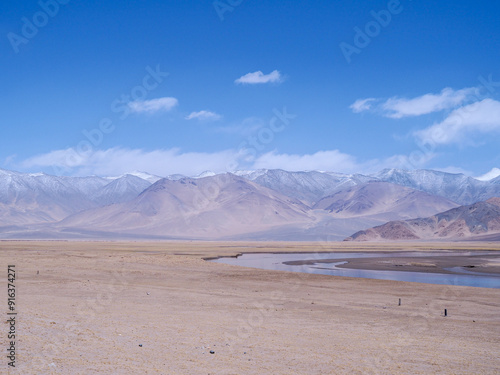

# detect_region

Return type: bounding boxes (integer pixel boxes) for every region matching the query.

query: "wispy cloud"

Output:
[235,70,282,85]
[20,147,241,177]
[3,154,17,167]
[128,97,179,114]
[214,117,265,136]
[382,87,478,118]
[19,146,430,177]
[250,150,423,174]
[414,98,500,145]
[252,150,358,172]
[185,110,222,121]
[475,167,500,181]
[351,87,478,118]
[350,98,376,113]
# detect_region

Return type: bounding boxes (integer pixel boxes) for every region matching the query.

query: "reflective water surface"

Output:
[211,251,500,289]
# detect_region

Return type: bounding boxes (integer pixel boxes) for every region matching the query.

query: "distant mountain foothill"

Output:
[0,167,499,241]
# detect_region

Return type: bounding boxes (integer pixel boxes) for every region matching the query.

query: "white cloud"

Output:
[235,70,282,85]
[251,150,361,173]
[382,87,477,118]
[21,148,86,168]
[20,147,241,177]
[350,98,376,113]
[185,110,222,121]
[128,97,178,114]
[351,87,477,118]
[415,99,500,145]
[250,150,439,175]
[215,117,265,136]
[475,167,500,181]
[3,154,17,166]
[18,147,438,178]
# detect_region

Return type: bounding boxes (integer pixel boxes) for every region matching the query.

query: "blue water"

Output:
[211,251,500,289]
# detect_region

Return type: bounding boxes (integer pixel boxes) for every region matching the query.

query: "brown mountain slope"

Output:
[345,197,500,241]
[314,181,458,220]
[10,176,466,241]
[58,174,316,239]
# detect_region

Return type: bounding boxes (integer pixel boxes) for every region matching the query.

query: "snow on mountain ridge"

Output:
[2,167,500,210]
[106,171,162,184]
[476,168,500,181]
[370,168,500,205]
[91,174,153,205]
[233,169,269,180]
[245,169,368,204]
[0,168,155,224]
[195,171,217,178]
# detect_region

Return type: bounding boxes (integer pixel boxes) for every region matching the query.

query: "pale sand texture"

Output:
[1,241,500,374]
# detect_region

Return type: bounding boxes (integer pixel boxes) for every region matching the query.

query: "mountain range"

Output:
[0,167,499,240]
[346,198,500,242]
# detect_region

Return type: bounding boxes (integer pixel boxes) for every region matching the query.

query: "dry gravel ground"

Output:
[1,241,500,374]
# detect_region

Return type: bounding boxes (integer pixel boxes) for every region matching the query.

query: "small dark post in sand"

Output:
[444,309,448,317]
[398,298,401,306]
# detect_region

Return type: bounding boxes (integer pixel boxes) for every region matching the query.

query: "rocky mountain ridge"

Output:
[346,198,500,241]
[1,167,499,240]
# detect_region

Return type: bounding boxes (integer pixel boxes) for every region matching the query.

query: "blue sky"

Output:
[2,0,500,178]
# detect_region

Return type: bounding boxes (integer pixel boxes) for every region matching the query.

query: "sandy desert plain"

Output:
[1,240,500,375]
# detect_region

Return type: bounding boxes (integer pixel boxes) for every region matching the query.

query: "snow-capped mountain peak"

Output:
[195,170,217,178]
[125,171,163,184]
[476,168,500,181]
[106,171,162,184]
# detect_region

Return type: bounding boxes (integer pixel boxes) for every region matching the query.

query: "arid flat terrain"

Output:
[2,241,500,374]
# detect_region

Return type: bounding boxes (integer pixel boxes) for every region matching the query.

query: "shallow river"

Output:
[211,251,500,289]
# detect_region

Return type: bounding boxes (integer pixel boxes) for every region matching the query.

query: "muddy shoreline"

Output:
[284,252,500,275]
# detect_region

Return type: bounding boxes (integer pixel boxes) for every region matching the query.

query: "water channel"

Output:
[211,251,500,288]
